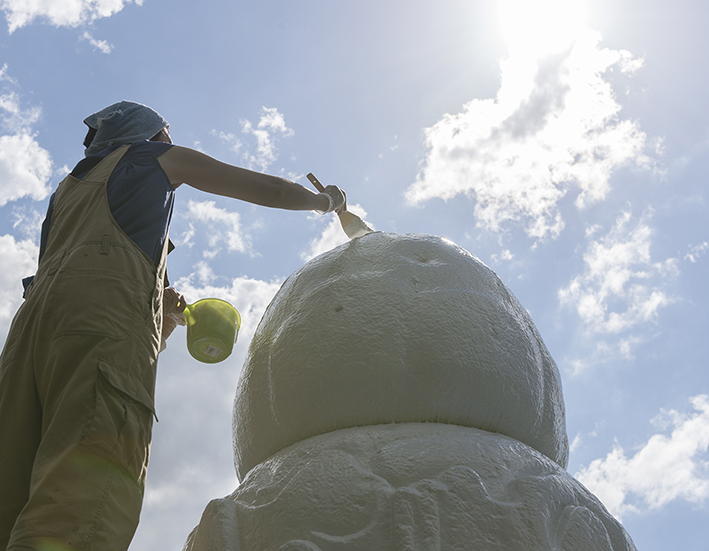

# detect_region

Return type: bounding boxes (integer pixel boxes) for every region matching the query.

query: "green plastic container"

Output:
[183,298,241,363]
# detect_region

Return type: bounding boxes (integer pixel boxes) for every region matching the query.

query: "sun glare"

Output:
[498,0,588,56]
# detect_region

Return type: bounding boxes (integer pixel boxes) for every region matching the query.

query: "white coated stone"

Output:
[185,423,636,550]
[184,233,637,550]
[233,233,568,480]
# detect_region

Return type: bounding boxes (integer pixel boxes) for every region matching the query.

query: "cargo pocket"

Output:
[95,360,157,485]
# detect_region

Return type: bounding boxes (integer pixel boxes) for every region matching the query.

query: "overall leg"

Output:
[0,319,42,550]
[7,334,155,551]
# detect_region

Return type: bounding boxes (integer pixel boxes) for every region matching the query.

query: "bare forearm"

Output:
[160,287,186,352]
[210,165,327,210]
[161,314,178,341]
[159,146,329,211]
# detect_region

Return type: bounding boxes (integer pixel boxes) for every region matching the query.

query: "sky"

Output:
[0,0,707,549]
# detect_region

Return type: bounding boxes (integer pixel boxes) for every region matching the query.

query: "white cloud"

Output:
[565,331,652,375]
[0,80,47,329]
[407,30,650,240]
[685,241,709,263]
[0,234,38,337]
[11,206,44,242]
[189,260,216,286]
[301,204,370,261]
[0,134,53,206]
[0,68,53,206]
[576,395,709,520]
[55,164,71,178]
[240,105,293,171]
[81,30,113,53]
[174,222,195,248]
[570,433,583,453]
[1,0,143,33]
[211,129,241,154]
[214,106,293,172]
[585,224,602,238]
[0,91,40,131]
[491,249,514,263]
[253,105,291,135]
[559,211,676,335]
[0,63,17,84]
[185,200,250,258]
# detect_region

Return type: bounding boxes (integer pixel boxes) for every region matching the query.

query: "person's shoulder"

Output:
[157,145,222,189]
[128,140,175,158]
[158,144,216,167]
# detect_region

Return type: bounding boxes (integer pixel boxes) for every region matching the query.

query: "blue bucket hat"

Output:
[83,100,169,156]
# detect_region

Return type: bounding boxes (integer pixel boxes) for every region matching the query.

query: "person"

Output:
[0,101,346,551]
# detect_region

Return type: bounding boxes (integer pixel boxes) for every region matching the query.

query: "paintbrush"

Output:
[306,173,373,239]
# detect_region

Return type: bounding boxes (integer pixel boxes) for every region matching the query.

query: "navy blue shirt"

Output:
[24,141,175,294]
[105,141,175,264]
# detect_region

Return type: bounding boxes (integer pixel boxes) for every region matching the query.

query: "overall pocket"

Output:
[88,359,157,486]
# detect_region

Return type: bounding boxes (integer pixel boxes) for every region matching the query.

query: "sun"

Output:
[497,0,588,57]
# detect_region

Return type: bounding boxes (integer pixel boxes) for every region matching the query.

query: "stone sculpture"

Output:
[183,233,636,551]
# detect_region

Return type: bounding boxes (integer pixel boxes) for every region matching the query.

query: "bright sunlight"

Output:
[497,0,588,56]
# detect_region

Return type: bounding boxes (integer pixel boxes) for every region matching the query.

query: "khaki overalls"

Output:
[0,145,166,550]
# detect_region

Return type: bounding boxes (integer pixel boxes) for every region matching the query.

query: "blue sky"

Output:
[1,1,707,549]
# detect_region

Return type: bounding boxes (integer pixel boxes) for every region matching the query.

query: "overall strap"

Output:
[79,145,131,184]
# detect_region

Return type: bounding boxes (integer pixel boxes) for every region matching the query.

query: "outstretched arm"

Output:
[158,145,332,211]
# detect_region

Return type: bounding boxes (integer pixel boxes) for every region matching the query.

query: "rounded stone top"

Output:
[233,233,568,479]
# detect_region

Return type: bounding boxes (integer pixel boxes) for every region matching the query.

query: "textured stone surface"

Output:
[185,423,635,551]
[233,233,568,479]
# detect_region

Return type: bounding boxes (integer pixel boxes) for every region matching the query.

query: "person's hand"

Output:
[318,185,347,214]
[161,288,187,350]
[163,287,186,323]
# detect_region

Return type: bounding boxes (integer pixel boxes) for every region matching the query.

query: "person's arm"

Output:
[158,145,332,211]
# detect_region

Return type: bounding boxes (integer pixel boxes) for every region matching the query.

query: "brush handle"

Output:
[306,172,326,193]
[307,172,371,238]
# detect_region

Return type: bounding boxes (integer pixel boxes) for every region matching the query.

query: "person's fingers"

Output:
[163,289,183,316]
[335,189,347,214]
[323,186,346,213]
[176,294,187,312]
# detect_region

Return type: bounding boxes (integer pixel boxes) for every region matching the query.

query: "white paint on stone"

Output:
[184,233,636,550]
[186,424,635,550]
[234,232,568,476]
